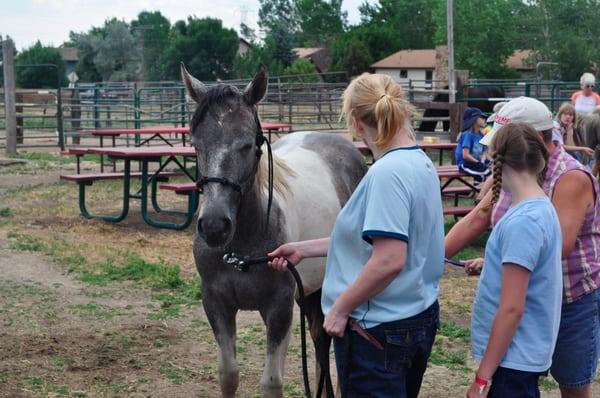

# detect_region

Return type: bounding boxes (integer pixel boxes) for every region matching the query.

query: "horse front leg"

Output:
[203,294,239,398]
[260,296,294,398]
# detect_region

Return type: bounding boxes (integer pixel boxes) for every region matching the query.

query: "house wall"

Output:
[374,68,436,88]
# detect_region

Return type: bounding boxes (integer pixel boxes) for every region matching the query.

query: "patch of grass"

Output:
[439,322,470,341]
[0,372,7,384]
[69,303,128,319]
[283,382,305,397]
[160,363,186,384]
[429,341,469,372]
[539,376,558,391]
[7,231,48,252]
[0,280,53,298]
[0,207,11,217]
[454,246,482,261]
[11,151,74,165]
[80,290,112,298]
[80,255,185,289]
[52,356,74,369]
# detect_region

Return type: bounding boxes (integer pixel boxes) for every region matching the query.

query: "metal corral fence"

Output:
[0,74,351,149]
[464,79,580,113]
[0,77,585,150]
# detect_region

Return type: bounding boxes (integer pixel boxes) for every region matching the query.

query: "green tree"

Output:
[94,19,140,81]
[359,0,439,51]
[131,11,171,81]
[296,0,346,47]
[283,58,319,82]
[258,0,298,35]
[15,41,67,88]
[70,19,140,82]
[518,0,600,80]
[330,36,372,79]
[69,30,102,82]
[161,17,238,81]
[232,36,286,79]
[432,0,521,78]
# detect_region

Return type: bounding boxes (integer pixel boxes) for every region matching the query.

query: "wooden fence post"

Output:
[2,38,17,155]
[449,102,465,143]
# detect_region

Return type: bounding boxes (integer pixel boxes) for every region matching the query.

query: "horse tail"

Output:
[301,288,335,398]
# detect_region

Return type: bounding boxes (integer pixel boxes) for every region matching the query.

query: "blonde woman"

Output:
[268,73,445,397]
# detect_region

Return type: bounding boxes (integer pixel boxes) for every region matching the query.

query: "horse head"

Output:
[181,64,268,247]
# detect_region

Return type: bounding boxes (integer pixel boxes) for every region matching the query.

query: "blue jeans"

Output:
[488,367,542,398]
[551,289,600,388]
[333,301,439,398]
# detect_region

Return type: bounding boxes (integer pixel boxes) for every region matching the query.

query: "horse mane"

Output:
[255,146,296,198]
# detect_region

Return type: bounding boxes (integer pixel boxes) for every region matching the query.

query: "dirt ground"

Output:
[0,151,592,397]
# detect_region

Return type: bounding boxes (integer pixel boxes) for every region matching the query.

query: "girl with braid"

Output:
[467,123,563,398]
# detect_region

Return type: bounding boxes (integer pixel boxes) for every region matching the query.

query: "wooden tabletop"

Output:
[78,122,292,136]
[64,145,195,158]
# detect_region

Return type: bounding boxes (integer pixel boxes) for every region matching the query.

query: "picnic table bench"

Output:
[61,145,198,230]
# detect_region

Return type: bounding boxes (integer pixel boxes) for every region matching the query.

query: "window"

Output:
[425,70,433,83]
[399,69,408,78]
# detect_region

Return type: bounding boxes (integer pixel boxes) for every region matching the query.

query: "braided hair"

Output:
[482,122,549,212]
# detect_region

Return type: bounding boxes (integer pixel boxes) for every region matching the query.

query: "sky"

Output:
[0,0,373,51]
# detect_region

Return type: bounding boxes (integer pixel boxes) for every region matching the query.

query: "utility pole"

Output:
[447,0,455,104]
[2,37,17,155]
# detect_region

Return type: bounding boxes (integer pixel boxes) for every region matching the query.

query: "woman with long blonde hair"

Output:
[268,73,445,397]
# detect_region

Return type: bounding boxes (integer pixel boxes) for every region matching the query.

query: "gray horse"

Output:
[181,64,367,397]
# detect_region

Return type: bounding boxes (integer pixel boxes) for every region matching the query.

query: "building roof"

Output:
[371,49,437,69]
[292,47,331,74]
[293,47,326,59]
[59,46,79,62]
[506,50,533,70]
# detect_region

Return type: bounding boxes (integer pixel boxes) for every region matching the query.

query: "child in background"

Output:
[467,123,562,398]
[552,102,594,163]
[456,107,491,185]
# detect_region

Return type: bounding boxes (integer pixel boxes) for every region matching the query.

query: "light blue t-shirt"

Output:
[321,146,445,329]
[471,197,563,372]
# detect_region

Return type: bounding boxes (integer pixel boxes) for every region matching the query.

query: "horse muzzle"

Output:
[197,215,233,247]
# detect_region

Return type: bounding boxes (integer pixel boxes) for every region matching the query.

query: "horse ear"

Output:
[244,64,268,105]
[181,63,207,103]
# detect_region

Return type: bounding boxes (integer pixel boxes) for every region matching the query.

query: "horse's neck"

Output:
[232,186,272,246]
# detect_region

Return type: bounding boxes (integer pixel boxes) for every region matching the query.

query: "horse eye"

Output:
[240,144,253,152]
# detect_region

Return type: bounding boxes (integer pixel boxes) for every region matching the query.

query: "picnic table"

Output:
[61,145,199,230]
[78,122,291,146]
[353,141,457,165]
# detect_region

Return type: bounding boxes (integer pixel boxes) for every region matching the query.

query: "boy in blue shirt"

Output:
[456,107,491,185]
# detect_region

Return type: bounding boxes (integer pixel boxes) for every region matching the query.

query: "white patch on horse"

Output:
[260,329,291,397]
[272,132,341,296]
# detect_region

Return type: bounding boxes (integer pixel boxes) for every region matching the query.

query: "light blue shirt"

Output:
[321,146,445,328]
[471,197,563,372]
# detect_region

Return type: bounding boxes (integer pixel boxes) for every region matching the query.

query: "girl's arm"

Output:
[470,264,530,391]
[324,237,406,337]
[463,148,480,163]
[267,237,330,270]
[445,189,493,258]
[563,144,595,157]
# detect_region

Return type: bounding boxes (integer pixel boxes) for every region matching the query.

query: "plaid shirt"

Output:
[492,143,600,304]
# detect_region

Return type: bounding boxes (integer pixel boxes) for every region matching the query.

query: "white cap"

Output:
[485,101,508,123]
[480,97,553,146]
